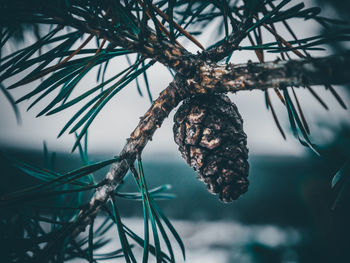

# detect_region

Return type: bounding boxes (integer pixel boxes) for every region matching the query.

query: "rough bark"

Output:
[189,53,350,94]
[72,74,190,237]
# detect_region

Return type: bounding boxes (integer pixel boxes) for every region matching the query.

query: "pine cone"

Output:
[173,94,249,202]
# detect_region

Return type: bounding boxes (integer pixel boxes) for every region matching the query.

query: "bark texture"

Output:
[173,94,249,202]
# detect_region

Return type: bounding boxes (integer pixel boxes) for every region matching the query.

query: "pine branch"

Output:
[46,6,201,76]
[192,52,350,93]
[68,74,189,240]
[2,1,350,259]
[1,1,202,76]
[65,52,350,241]
[200,17,253,62]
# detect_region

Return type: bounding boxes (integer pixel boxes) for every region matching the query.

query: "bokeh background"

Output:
[1,0,350,262]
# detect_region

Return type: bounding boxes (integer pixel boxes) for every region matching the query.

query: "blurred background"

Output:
[1,0,350,262]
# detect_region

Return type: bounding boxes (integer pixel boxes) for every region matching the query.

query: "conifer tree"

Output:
[0,0,349,262]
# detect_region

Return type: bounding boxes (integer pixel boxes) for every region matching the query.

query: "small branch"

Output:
[71,75,190,238]
[49,8,201,76]
[149,1,205,50]
[190,53,350,93]
[200,18,252,62]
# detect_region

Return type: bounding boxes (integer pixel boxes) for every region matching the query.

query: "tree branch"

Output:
[200,18,252,62]
[70,74,190,238]
[2,1,200,76]
[190,52,350,93]
[49,8,202,76]
[66,52,350,241]
[3,2,350,260]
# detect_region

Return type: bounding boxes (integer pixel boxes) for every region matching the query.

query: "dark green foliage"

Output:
[0,141,179,262]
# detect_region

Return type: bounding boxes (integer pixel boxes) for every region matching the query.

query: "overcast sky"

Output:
[0,1,349,158]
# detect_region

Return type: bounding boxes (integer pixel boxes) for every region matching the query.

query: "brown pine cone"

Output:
[173,94,249,202]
